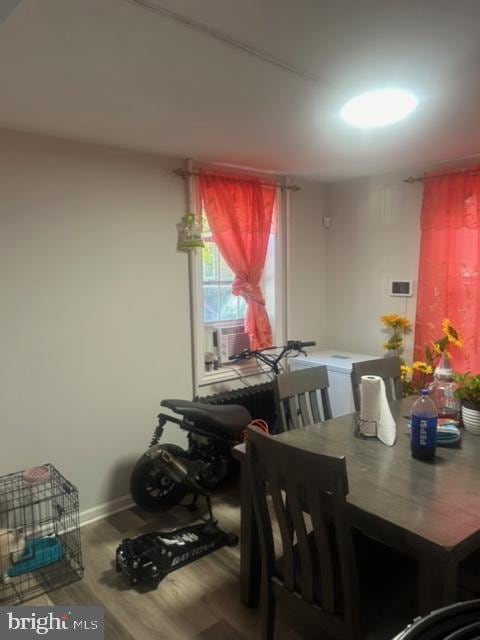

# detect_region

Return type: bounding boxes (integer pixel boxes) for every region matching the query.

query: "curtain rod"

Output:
[404,169,480,184]
[173,168,301,192]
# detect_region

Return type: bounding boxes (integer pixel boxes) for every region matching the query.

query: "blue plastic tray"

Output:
[8,537,63,577]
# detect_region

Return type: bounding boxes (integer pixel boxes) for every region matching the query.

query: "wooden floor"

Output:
[30,483,304,640]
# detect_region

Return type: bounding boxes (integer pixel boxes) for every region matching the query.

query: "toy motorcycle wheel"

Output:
[130,444,189,512]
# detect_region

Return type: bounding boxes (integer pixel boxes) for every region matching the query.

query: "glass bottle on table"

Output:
[428,352,460,420]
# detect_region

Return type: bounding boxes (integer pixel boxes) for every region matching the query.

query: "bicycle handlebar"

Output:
[287,340,316,349]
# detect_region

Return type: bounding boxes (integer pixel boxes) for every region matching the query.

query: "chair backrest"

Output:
[351,356,402,413]
[274,366,332,432]
[246,426,359,636]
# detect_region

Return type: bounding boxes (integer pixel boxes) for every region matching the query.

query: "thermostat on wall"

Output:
[389,280,412,297]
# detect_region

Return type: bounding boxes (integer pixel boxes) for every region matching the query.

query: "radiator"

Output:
[197,382,276,430]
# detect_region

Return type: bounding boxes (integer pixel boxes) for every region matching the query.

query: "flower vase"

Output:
[428,352,460,420]
[384,351,400,359]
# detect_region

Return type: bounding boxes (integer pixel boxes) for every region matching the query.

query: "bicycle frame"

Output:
[248,345,290,375]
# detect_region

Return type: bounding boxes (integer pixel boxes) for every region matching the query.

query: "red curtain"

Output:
[198,173,276,349]
[414,167,480,372]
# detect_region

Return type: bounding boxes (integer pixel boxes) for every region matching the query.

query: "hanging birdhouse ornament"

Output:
[177,213,204,250]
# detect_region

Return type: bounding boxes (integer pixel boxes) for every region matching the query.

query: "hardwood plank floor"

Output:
[28,484,303,640]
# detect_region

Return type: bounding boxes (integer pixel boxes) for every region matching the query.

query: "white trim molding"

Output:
[80,494,134,527]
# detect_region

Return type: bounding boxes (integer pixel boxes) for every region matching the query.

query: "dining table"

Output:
[233,397,480,616]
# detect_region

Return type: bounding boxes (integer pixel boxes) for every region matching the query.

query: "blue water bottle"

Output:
[411,389,438,460]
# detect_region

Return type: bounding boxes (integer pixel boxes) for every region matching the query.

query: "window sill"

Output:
[197,361,270,389]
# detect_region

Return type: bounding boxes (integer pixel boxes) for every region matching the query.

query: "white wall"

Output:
[0,129,192,515]
[325,172,423,360]
[287,180,328,348]
[0,128,327,517]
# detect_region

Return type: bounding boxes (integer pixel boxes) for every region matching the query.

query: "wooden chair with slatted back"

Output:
[274,366,332,432]
[246,425,359,640]
[351,356,403,413]
[246,426,417,640]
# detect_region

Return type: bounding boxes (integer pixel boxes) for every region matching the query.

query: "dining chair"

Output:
[274,366,332,432]
[246,425,416,640]
[351,356,403,413]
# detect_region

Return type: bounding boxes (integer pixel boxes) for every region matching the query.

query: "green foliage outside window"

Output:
[202,232,245,323]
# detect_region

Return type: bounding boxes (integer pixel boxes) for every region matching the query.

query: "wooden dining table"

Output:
[233,397,480,615]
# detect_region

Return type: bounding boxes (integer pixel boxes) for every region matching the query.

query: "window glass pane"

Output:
[238,295,247,318]
[203,285,219,322]
[220,285,240,321]
[202,215,211,236]
[202,243,218,281]
[219,253,234,283]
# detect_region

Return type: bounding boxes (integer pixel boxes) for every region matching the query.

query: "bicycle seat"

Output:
[161,399,251,437]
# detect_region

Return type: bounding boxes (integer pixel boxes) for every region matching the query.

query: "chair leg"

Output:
[261,580,276,640]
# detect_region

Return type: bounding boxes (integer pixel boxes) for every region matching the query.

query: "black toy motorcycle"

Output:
[130,399,251,512]
[130,340,315,512]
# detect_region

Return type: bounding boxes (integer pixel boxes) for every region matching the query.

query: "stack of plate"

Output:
[462,405,480,435]
[436,424,461,445]
[407,421,461,446]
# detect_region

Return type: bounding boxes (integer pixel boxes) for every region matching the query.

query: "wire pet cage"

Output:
[0,464,83,604]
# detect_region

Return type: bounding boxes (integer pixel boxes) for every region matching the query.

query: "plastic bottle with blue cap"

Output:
[411,389,438,460]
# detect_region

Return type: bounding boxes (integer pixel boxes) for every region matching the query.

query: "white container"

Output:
[289,349,378,418]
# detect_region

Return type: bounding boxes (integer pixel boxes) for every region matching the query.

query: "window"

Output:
[202,239,246,323]
[189,181,284,391]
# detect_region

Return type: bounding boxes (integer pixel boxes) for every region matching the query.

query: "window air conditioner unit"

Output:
[214,324,250,363]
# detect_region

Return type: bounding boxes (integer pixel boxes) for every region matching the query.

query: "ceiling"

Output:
[1,0,480,180]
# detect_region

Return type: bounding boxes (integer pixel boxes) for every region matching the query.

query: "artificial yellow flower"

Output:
[400,364,413,380]
[396,316,412,331]
[441,318,463,349]
[431,341,442,356]
[412,361,433,375]
[380,314,412,331]
[381,314,396,327]
[383,340,402,351]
